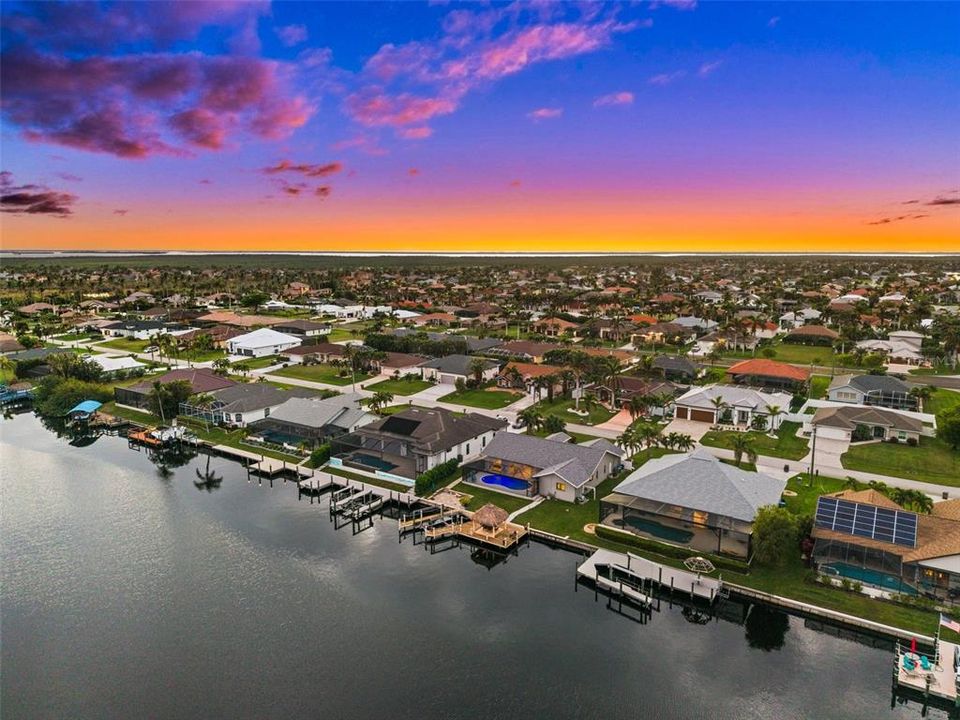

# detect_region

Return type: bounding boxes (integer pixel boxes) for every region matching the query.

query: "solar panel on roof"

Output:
[381,416,421,436]
[813,496,917,548]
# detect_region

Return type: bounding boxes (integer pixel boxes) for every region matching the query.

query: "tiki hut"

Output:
[472,503,509,538]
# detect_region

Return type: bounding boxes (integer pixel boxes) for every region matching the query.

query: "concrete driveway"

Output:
[595,409,633,434]
[663,419,712,442]
[809,436,850,469]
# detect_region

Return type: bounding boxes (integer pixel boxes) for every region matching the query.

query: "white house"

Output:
[672,385,793,430]
[779,308,821,329]
[89,354,146,377]
[226,328,301,357]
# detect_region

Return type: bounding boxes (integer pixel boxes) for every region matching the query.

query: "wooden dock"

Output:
[894,639,958,707]
[577,548,723,603]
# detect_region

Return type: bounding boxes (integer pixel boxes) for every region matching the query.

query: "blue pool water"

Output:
[350,453,397,472]
[820,562,917,595]
[481,474,530,491]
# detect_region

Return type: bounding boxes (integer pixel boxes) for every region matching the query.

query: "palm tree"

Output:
[730,434,758,468]
[673,433,695,451]
[617,426,639,456]
[150,381,168,424]
[369,391,395,414]
[764,404,783,436]
[518,407,543,434]
[600,355,623,408]
[503,365,524,390]
[468,357,489,386]
[636,423,662,449]
[909,385,933,411]
[0,354,16,384]
[212,357,231,376]
[709,395,727,426]
[627,393,650,421]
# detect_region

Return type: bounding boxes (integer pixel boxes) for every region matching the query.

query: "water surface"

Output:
[0,413,940,719]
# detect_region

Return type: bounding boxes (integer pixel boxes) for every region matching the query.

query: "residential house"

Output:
[114,368,236,410]
[249,393,376,447]
[533,317,579,337]
[779,308,822,329]
[331,406,506,480]
[652,355,700,382]
[101,320,168,340]
[180,384,318,428]
[226,328,302,358]
[592,376,682,414]
[273,319,332,339]
[808,405,924,444]
[280,342,348,365]
[601,449,786,559]
[672,385,793,429]
[462,433,623,503]
[783,325,839,345]
[420,354,500,385]
[488,340,564,363]
[496,361,565,396]
[827,374,918,411]
[812,490,960,601]
[855,330,925,365]
[726,358,810,392]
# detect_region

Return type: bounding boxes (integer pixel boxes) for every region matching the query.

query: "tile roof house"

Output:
[463,432,623,502]
[727,358,810,391]
[809,405,924,444]
[114,368,237,410]
[812,489,960,600]
[601,449,786,559]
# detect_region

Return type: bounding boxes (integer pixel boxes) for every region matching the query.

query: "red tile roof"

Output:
[727,358,809,382]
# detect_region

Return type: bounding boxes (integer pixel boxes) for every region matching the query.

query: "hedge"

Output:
[307,443,331,469]
[415,458,460,496]
[594,525,750,575]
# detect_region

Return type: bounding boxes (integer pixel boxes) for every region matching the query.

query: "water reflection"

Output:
[193,451,223,493]
[745,604,791,651]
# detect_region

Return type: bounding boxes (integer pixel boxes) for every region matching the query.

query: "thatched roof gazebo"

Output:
[473,503,509,533]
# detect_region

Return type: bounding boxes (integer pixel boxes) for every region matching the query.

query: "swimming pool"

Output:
[481,474,531,492]
[820,562,917,595]
[349,453,397,472]
[615,516,695,544]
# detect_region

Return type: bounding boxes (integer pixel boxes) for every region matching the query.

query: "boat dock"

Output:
[893,638,959,713]
[577,548,723,604]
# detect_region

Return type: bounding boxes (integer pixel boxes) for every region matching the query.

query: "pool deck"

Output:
[577,548,722,603]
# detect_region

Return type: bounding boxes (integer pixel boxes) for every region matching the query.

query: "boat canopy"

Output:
[68,400,103,415]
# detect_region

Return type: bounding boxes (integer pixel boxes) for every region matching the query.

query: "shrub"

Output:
[415,458,460,496]
[34,376,112,417]
[752,506,799,567]
[309,443,331,468]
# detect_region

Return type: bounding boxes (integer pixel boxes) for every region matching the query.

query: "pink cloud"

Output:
[275,24,308,47]
[346,91,457,128]
[594,91,634,107]
[263,160,343,177]
[527,107,563,120]
[397,126,434,140]
[698,60,722,77]
[0,3,308,158]
[408,168,420,176]
[648,70,686,86]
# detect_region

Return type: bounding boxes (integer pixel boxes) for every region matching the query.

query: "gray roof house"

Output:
[179,383,318,428]
[420,354,500,384]
[827,373,918,411]
[810,405,924,444]
[600,449,786,558]
[462,433,624,502]
[249,393,377,447]
[331,406,506,480]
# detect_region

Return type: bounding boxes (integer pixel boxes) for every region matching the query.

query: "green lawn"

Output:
[910,365,960,376]
[272,363,373,386]
[532,397,616,426]
[323,465,411,493]
[55,331,100,342]
[437,387,522,410]
[515,469,631,541]
[97,337,150,353]
[231,354,282,370]
[100,401,161,425]
[700,421,809,461]
[453,482,532,513]
[781,473,847,516]
[327,327,363,343]
[809,375,831,399]
[177,417,305,462]
[178,349,226,363]
[531,427,600,444]
[365,377,433,396]
[842,437,960,486]
[924,388,960,415]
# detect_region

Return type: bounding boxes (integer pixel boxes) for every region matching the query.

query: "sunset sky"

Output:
[1,1,958,253]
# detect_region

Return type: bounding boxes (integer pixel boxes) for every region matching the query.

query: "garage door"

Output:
[675,407,688,420]
[441,374,457,384]
[691,409,714,423]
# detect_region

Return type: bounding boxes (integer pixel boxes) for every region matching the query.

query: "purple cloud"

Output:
[276,24,308,47]
[594,91,634,107]
[1,171,77,217]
